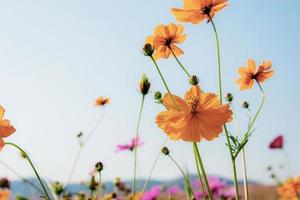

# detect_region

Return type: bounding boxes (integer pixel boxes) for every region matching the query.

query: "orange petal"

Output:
[170,44,184,57]
[176,24,184,35]
[145,35,154,45]
[162,93,188,111]
[154,25,168,38]
[0,106,4,120]
[167,23,177,37]
[173,34,186,44]
[247,59,257,74]
[183,0,202,9]
[171,8,204,24]
[197,93,220,110]
[0,138,4,151]
[256,71,274,83]
[184,85,201,101]
[0,120,16,138]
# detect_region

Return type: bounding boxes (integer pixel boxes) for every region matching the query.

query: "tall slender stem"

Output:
[168,47,191,78]
[65,111,105,190]
[5,142,51,200]
[150,56,179,111]
[231,104,249,200]
[141,138,168,196]
[193,148,207,200]
[93,172,102,200]
[132,95,145,195]
[209,17,240,199]
[168,155,194,198]
[193,143,213,200]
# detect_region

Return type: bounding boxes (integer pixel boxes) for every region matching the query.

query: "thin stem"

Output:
[5,142,51,200]
[132,95,145,195]
[193,149,207,200]
[0,159,43,194]
[231,104,249,200]
[210,17,240,200]
[246,81,265,135]
[150,56,179,111]
[168,47,191,78]
[193,143,213,200]
[168,155,194,198]
[93,172,102,200]
[65,111,105,189]
[282,149,292,177]
[141,138,168,196]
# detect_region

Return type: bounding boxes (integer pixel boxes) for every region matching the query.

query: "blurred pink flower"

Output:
[220,187,237,199]
[269,135,284,149]
[116,137,144,152]
[142,185,160,200]
[194,176,226,199]
[167,185,181,195]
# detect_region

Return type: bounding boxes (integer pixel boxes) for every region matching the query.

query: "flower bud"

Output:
[20,151,27,159]
[225,93,233,102]
[95,162,104,172]
[242,101,249,109]
[154,91,162,103]
[75,192,86,200]
[161,146,170,155]
[88,176,98,191]
[143,43,154,57]
[52,181,64,196]
[139,74,151,95]
[189,75,199,86]
[0,178,10,189]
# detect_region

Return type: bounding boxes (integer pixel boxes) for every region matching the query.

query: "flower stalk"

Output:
[168,47,191,78]
[5,142,51,200]
[132,95,145,195]
[210,17,240,199]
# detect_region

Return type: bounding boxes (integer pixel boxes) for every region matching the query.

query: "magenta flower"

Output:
[194,176,226,199]
[116,137,144,152]
[167,185,181,195]
[142,185,161,200]
[269,135,284,149]
[220,187,237,199]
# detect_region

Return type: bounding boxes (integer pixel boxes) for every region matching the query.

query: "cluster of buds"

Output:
[114,177,131,195]
[51,181,64,196]
[0,177,10,189]
[139,74,151,95]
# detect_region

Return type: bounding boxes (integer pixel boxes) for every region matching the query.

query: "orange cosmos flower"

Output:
[237,59,274,90]
[95,96,110,106]
[0,190,10,200]
[0,106,16,151]
[277,176,300,200]
[156,85,232,142]
[146,23,186,60]
[171,0,228,24]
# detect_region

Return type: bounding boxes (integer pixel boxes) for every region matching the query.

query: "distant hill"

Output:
[10,175,259,198]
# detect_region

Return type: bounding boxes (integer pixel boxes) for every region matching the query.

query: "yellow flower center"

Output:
[186,95,199,114]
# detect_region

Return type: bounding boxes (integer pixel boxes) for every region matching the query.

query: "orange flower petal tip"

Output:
[0,106,16,151]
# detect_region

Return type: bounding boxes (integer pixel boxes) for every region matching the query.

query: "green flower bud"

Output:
[225,93,233,102]
[143,43,154,57]
[95,162,104,172]
[189,75,199,86]
[161,146,170,155]
[52,181,64,196]
[139,74,151,95]
[242,101,249,109]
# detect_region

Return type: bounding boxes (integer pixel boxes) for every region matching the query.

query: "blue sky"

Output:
[0,0,299,184]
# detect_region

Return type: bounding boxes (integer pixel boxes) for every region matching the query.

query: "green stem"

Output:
[210,17,240,200]
[93,172,102,200]
[168,155,194,198]
[150,56,179,111]
[0,159,44,194]
[132,95,145,195]
[193,149,207,200]
[193,143,213,200]
[141,138,168,196]
[65,111,105,190]
[246,81,265,135]
[5,142,51,200]
[168,47,191,78]
[231,104,249,200]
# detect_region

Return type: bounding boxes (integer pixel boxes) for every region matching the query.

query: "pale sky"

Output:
[0,0,299,185]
